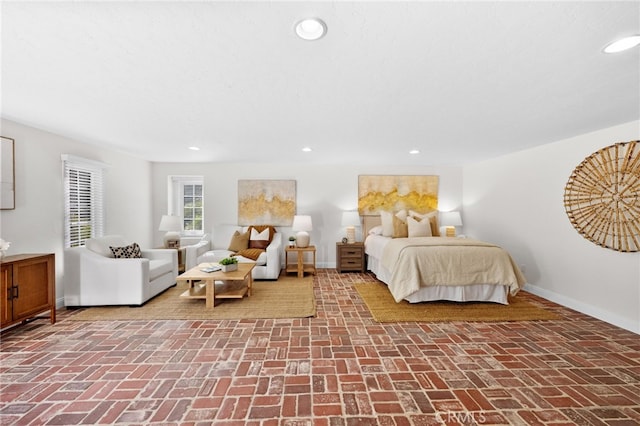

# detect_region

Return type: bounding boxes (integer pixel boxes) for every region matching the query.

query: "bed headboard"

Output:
[362,215,381,238]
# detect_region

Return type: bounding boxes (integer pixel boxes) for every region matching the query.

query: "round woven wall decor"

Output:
[564,140,640,252]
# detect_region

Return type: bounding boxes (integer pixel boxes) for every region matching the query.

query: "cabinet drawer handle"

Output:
[12,285,19,299]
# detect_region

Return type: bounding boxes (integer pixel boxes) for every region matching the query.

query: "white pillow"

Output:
[380,211,394,237]
[368,225,383,235]
[407,216,432,237]
[380,210,408,237]
[409,210,440,236]
[250,227,270,241]
[409,210,436,220]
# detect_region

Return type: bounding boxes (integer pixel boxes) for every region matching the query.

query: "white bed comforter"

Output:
[381,237,526,302]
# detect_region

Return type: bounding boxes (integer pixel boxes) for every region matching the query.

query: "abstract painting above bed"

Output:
[358,175,438,215]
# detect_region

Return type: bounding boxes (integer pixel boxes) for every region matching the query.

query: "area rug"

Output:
[67,274,315,321]
[354,281,560,323]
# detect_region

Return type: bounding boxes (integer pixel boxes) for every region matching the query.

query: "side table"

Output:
[336,242,365,273]
[285,245,317,278]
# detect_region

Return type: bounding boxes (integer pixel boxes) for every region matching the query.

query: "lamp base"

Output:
[164,231,181,248]
[296,231,310,248]
[445,226,456,237]
[346,226,356,244]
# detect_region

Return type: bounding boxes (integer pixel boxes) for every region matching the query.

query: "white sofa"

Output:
[64,235,178,307]
[184,225,282,280]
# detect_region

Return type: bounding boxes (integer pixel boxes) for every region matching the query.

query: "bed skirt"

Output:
[367,256,509,304]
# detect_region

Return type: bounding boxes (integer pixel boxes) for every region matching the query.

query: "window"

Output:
[62,155,107,248]
[168,176,204,235]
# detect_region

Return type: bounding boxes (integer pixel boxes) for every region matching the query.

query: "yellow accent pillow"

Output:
[381,210,408,237]
[392,215,408,238]
[228,230,250,252]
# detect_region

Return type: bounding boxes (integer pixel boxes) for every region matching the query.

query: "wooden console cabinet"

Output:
[1,253,56,328]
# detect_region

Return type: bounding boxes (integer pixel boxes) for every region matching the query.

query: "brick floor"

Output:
[1,269,639,425]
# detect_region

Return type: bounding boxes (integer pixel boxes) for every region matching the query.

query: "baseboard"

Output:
[524,283,638,334]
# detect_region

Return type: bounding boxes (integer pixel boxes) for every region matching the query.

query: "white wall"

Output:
[5,116,638,334]
[463,121,640,333]
[151,163,463,267]
[0,119,153,307]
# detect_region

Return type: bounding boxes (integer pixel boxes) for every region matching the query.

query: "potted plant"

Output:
[288,236,296,247]
[219,257,238,272]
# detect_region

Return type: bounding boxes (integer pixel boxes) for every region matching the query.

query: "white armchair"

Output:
[184,225,282,280]
[64,235,178,306]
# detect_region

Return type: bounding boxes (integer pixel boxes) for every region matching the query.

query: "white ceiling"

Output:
[1,1,639,165]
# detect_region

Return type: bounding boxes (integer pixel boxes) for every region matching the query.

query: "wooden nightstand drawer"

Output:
[336,242,365,273]
[340,258,362,268]
[340,247,363,258]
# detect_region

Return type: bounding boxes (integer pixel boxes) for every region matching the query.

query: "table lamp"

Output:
[341,211,361,243]
[159,215,182,248]
[440,211,462,237]
[292,215,313,248]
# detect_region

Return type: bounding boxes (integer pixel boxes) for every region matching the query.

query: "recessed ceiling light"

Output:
[295,18,326,41]
[188,146,200,151]
[409,149,420,155]
[603,35,640,53]
[302,147,312,152]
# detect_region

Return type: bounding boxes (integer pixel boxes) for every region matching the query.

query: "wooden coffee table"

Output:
[177,262,255,308]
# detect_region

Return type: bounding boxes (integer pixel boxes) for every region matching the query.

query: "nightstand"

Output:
[285,245,317,278]
[336,242,365,273]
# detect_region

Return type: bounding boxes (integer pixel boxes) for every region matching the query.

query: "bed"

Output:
[363,214,526,305]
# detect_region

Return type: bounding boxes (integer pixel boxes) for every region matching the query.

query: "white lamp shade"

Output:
[440,211,462,227]
[292,215,313,248]
[292,215,313,232]
[440,211,462,237]
[341,211,361,227]
[159,215,183,232]
[159,215,182,248]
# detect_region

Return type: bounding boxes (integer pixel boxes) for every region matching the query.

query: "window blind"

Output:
[62,155,107,248]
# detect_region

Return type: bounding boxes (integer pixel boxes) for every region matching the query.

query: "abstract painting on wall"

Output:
[358,175,439,215]
[238,179,296,226]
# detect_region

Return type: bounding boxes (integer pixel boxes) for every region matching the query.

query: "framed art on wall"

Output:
[0,136,15,210]
[358,175,439,215]
[238,179,296,226]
